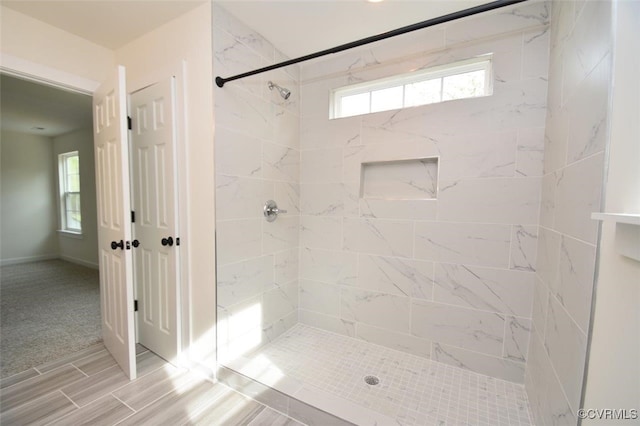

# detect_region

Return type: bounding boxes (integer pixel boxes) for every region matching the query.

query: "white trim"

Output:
[591,213,640,225]
[591,213,640,262]
[57,230,84,239]
[0,53,98,94]
[0,254,59,267]
[58,151,82,233]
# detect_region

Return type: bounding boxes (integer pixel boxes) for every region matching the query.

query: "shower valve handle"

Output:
[264,200,286,222]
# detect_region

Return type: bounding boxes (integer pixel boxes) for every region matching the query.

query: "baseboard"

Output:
[0,254,59,267]
[0,255,98,269]
[59,255,99,270]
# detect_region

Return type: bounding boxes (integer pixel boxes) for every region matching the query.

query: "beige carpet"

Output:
[0,259,102,378]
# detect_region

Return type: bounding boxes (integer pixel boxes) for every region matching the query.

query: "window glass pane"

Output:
[442,70,486,101]
[65,193,81,226]
[68,174,80,192]
[404,79,442,107]
[66,214,81,231]
[370,86,403,113]
[332,58,491,119]
[66,155,79,174]
[59,152,82,232]
[67,192,81,211]
[340,92,370,117]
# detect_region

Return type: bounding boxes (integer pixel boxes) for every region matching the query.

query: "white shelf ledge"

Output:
[591,212,640,225]
[592,212,640,261]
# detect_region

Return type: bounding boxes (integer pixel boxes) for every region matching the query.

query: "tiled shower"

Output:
[214,1,613,425]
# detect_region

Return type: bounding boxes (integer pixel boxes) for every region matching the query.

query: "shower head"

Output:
[268,81,291,100]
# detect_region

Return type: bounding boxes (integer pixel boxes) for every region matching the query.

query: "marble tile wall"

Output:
[525,1,612,425]
[213,4,301,363]
[298,2,550,384]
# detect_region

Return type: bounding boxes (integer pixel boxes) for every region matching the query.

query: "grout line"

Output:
[112,407,137,426]
[507,224,515,269]
[69,363,89,378]
[59,389,81,409]
[502,318,509,360]
[0,368,44,392]
[118,371,202,417]
[111,393,137,413]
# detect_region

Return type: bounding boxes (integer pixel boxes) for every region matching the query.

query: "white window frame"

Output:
[58,151,82,234]
[331,55,493,119]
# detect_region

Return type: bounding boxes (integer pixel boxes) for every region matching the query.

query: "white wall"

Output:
[297,1,549,384]
[526,1,614,424]
[0,6,114,92]
[583,1,640,422]
[213,4,301,363]
[1,130,58,263]
[53,128,98,268]
[116,2,216,374]
[1,1,216,374]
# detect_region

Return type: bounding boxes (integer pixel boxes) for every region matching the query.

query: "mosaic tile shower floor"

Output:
[248,324,532,426]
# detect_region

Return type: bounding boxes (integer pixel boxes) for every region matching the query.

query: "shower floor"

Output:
[236,324,533,426]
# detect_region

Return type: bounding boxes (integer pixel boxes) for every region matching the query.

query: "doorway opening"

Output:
[0,71,183,379]
[0,73,100,377]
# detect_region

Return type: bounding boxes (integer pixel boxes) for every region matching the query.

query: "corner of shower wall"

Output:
[212,3,301,364]
[298,1,551,385]
[525,1,614,425]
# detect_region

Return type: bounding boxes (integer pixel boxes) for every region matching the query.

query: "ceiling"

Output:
[218,0,486,58]
[1,1,206,138]
[0,0,486,137]
[1,74,92,137]
[2,0,486,58]
[1,1,207,50]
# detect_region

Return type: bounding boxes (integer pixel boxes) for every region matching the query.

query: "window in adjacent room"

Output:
[58,151,82,233]
[331,56,492,119]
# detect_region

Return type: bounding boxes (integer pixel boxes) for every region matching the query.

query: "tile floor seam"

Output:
[69,363,90,378]
[111,393,137,413]
[0,369,42,391]
[117,373,202,415]
[58,389,81,409]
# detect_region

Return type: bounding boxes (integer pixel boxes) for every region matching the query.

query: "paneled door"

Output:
[130,77,180,364]
[93,65,137,380]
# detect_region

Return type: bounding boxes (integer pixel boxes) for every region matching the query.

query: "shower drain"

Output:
[364,375,380,386]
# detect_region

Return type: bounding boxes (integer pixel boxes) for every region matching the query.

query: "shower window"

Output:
[331,56,492,119]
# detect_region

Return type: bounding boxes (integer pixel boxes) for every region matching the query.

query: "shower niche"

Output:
[360,157,439,200]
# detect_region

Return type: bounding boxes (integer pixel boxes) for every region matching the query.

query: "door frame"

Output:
[0,60,191,369]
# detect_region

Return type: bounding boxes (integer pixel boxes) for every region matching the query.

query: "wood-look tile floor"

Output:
[0,344,303,425]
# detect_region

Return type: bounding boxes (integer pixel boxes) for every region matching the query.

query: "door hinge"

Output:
[134,300,138,312]
[127,116,132,130]
[131,211,135,223]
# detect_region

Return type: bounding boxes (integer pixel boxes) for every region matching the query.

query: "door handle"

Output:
[161,237,174,247]
[132,240,140,248]
[111,240,124,250]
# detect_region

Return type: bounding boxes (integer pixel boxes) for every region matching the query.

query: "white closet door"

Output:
[130,77,180,364]
[93,65,136,380]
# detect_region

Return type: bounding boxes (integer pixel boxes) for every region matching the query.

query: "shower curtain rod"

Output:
[215,0,527,88]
